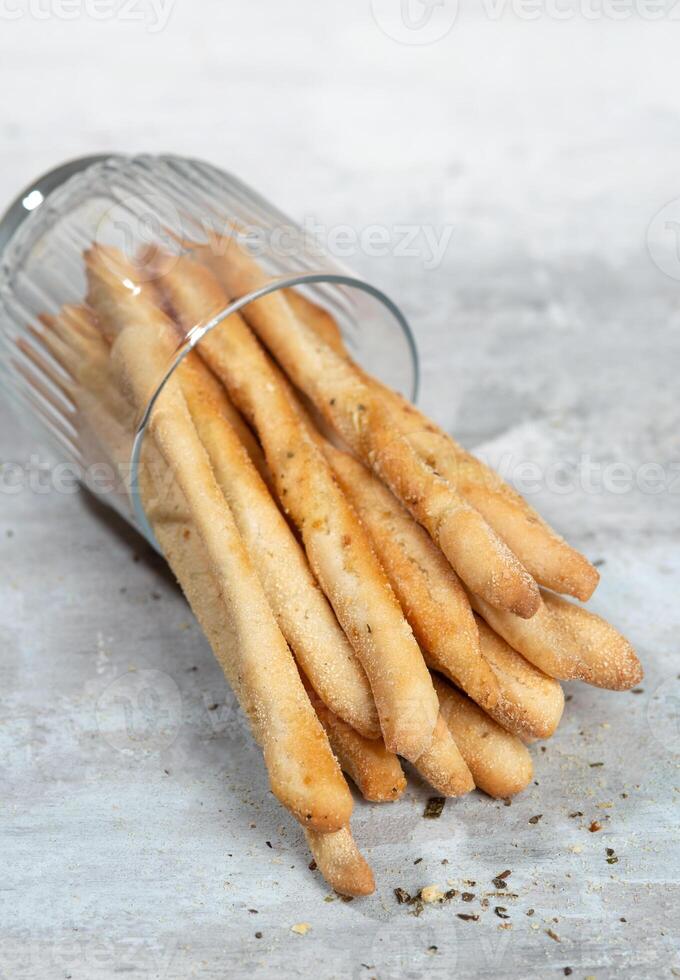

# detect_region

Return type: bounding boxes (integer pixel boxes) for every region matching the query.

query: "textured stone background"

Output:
[1,3,679,977]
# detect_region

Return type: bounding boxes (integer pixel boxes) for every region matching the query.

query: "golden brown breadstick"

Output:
[85,247,352,832]
[45,315,372,894]
[43,302,352,832]
[284,287,598,603]
[141,458,352,831]
[133,245,272,487]
[433,675,533,798]
[63,282,379,738]
[475,617,564,739]
[380,398,598,603]
[157,253,439,761]
[310,674,472,799]
[42,316,370,892]
[166,351,380,739]
[31,308,136,477]
[193,241,540,619]
[135,419,374,893]
[307,684,406,802]
[322,444,497,713]
[178,353,271,489]
[314,441,562,739]
[305,828,375,897]
[471,589,643,690]
[412,713,475,797]
[283,287,346,355]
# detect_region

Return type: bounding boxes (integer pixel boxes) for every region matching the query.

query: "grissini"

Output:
[308,668,472,798]
[142,453,352,832]
[305,828,375,897]
[411,713,475,797]
[133,245,273,490]
[305,679,406,803]
[177,351,272,491]
[284,285,599,602]
[192,241,540,620]
[84,248,353,832]
[169,349,509,790]
[38,310,368,891]
[80,270,379,738]
[475,616,564,740]
[157,252,439,761]
[321,443,497,713]
[160,348,380,739]
[256,365,565,741]
[283,287,346,355]
[316,442,563,740]
[375,395,599,603]
[28,309,137,481]
[471,589,643,690]
[433,675,534,798]
[143,461,373,891]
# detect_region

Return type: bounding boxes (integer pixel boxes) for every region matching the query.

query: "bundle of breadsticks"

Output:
[21,236,642,897]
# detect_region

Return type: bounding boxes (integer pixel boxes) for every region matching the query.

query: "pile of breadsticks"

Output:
[22,237,642,897]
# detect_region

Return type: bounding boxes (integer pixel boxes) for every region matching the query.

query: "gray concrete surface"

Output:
[1,3,679,977]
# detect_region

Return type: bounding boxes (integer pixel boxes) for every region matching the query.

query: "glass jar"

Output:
[0,154,418,546]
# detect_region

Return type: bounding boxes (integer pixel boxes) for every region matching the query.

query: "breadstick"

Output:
[85,247,352,832]
[306,682,406,802]
[157,253,439,761]
[283,287,346,355]
[322,444,497,713]
[305,828,375,897]
[48,311,374,897]
[411,713,475,797]
[37,324,371,893]
[315,442,562,739]
[178,353,271,490]
[192,241,540,619]
[475,616,564,739]
[165,351,380,739]
[133,244,273,488]
[43,304,345,819]
[31,309,136,478]
[384,412,598,603]
[284,286,598,603]
[433,676,533,798]
[471,588,643,690]
[64,283,378,737]
[470,590,589,682]
[141,455,353,826]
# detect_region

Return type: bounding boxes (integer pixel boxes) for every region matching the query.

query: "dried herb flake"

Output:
[424,797,446,819]
[492,870,512,889]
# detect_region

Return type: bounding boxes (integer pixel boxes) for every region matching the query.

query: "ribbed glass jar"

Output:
[0,154,418,543]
